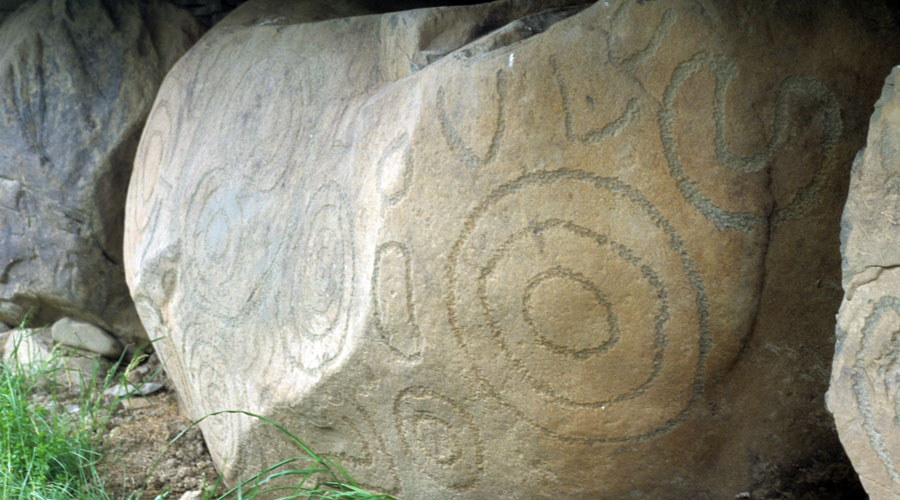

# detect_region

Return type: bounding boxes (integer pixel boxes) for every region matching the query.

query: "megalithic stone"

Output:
[125,0,900,498]
[0,0,201,346]
[827,66,900,500]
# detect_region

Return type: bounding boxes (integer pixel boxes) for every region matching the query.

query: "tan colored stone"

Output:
[120,397,153,411]
[827,66,900,500]
[56,348,110,390]
[126,0,900,497]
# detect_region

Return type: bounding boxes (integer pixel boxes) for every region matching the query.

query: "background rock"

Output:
[51,316,123,358]
[827,66,900,500]
[0,0,25,23]
[126,0,900,498]
[0,299,28,326]
[168,0,245,29]
[0,0,201,347]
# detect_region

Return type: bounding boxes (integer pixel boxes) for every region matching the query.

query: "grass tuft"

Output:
[1,316,399,500]
[0,321,118,499]
[139,409,398,500]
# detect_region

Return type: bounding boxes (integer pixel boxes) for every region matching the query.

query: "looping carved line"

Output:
[376,133,414,206]
[446,169,711,443]
[290,393,400,494]
[181,168,281,322]
[608,3,676,72]
[393,386,484,489]
[658,51,843,231]
[478,217,669,408]
[852,295,900,486]
[372,241,423,361]
[283,181,355,375]
[550,55,640,146]
[436,70,508,169]
[522,265,620,359]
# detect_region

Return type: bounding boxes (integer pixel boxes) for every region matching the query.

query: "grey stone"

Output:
[104,381,165,398]
[0,0,201,347]
[177,490,203,500]
[52,317,123,358]
[827,66,900,500]
[0,300,29,327]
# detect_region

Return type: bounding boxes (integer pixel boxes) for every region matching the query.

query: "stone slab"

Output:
[0,0,200,346]
[52,317,123,359]
[828,65,900,500]
[126,0,900,497]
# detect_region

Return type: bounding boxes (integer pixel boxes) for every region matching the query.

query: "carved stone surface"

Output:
[0,0,200,346]
[125,0,900,497]
[827,66,900,500]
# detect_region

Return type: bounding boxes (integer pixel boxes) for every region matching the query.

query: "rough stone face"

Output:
[0,299,28,327]
[51,316,123,359]
[0,0,201,346]
[125,0,900,497]
[827,66,900,500]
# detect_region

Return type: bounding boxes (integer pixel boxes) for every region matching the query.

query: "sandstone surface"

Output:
[125,0,900,497]
[827,66,900,500]
[0,0,200,346]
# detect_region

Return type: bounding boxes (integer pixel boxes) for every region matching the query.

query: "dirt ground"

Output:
[23,351,221,500]
[97,388,220,500]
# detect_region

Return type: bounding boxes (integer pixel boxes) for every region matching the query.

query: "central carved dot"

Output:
[523,268,616,357]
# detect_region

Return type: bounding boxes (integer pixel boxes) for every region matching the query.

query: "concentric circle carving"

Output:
[282,181,355,373]
[447,169,709,442]
[394,386,483,488]
[215,58,303,192]
[181,169,282,321]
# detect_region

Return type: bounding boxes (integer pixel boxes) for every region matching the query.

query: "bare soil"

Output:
[24,351,221,500]
[97,389,219,500]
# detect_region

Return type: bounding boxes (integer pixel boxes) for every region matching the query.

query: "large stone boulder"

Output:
[827,66,900,500]
[125,0,900,497]
[0,0,200,346]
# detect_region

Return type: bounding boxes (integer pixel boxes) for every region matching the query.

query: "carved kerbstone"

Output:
[125,0,900,497]
[828,66,900,500]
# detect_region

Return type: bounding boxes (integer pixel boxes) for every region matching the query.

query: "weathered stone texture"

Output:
[126,0,900,497]
[0,0,200,346]
[827,66,900,500]
[51,316,123,359]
